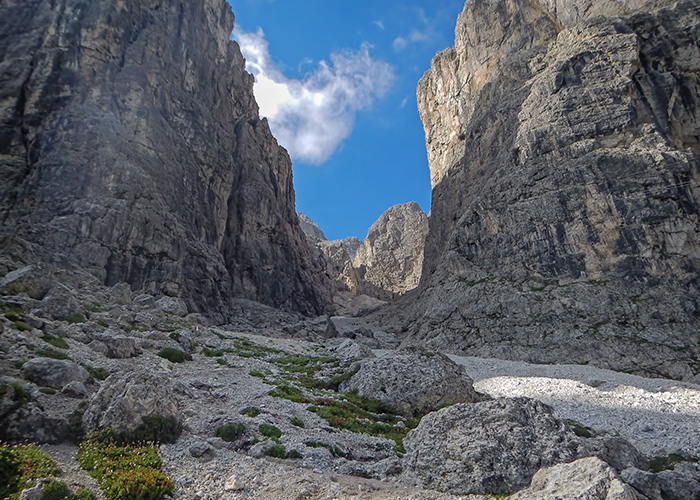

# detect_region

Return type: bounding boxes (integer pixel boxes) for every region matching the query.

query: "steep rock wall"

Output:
[400,0,700,380]
[0,0,331,318]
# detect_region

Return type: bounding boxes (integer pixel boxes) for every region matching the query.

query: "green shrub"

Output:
[566,419,593,438]
[4,312,20,322]
[78,429,173,500]
[64,313,86,324]
[0,443,62,500]
[74,488,98,500]
[40,478,72,500]
[83,365,109,381]
[201,347,224,357]
[259,424,282,441]
[115,416,183,445]
[215,358,228,366]
[15,321,31,332]
[268,384,312,404]
[290,416,304,427]
[35,348,70,360]
[266,444,287,459]
[240,407,261,418]
[285,449,302,459]
[249,370,267,378]
[43,335,69,350]
[215,423,245,442]
[649,453,696,473]
[39,387,58,395]
[156,347,191,363]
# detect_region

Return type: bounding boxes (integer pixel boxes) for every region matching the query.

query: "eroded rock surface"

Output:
[389,0,700,380]
[0,0,331,320]
[510,457,642,500]
[339,350,477,417]
[401,398,582,495]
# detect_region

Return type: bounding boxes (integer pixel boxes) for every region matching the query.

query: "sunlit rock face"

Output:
[0,0,331,319]
[402,0,700,380]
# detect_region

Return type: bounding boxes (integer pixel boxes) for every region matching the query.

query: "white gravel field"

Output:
[448,355,700,457]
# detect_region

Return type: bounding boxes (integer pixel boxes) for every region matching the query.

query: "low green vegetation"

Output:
[114,416,183,445]
[82,365,109,381]
[35,348,70,360]
[63,313,86,324]
[40,478,73,500]
[15,321,31,332]
[157,319,193,332]
[43,334,69,350]
[649,453,698,473]
[201,347,224,357]
[39,387,58,395]
[0,443,63,500]
[240,407,262,418]
[268,384,313,404]
[215,357,229,366]
[566,419,593,438]
[305,441,345,457]
[290,416,304,427]
[215,423,245,442]
[308,392,419,453]
[267,444,288,459]
[78,429,173,500]
[156,347,192,363]
[258,423,282,441]
[231,337,282,358]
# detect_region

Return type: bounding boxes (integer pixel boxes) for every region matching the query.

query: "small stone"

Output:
[224,475,245,492]
[62,381,88,399]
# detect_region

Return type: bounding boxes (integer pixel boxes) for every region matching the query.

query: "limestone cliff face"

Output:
[299,205,428,300]
[0,0,331,318]
[352,202,429,295]
[404,0,700,379]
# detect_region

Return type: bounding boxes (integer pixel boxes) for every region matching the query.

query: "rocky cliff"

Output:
[392,0,700,380]
[352,202,429,296]
[0,0,331,318]
[298,204,428,300]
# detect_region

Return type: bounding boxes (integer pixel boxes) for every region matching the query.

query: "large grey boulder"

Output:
[339,350,477,417]
[510,457,642,500]
[22,358,89,389]
[83,371,181,436]
[91,331,141,359]
[401,398,582,495]
[0,0,331,320]
[387,0,700,380]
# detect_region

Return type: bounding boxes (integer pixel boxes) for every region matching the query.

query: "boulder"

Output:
[92,332,141,358]
[156,296,188,317]
[510,457,642,500]
[22,358,89,389]
[330,339,375,361]
[401,397,582,495]
[83,371,181,436]
[339,349,477,417]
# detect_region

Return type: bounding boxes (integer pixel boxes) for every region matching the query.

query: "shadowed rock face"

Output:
[395,0,700,380]
[0,0,331,318]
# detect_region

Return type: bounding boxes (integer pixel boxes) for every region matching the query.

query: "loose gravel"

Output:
[448,355,700,456]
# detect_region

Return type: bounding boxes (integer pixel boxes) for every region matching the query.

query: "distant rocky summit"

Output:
[299,202,428,300]
[381,0,700,381]
[0,0,331,319]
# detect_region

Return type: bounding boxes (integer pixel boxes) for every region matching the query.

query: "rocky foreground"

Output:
[1,280,699,499]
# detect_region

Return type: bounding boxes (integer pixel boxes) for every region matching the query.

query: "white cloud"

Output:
[392,30,430,52]
[373,19,385,30]
[234,28,395,165]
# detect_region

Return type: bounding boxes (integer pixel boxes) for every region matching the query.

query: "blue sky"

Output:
[226,0,465,240]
